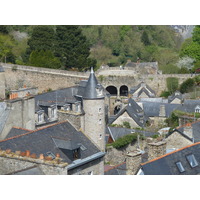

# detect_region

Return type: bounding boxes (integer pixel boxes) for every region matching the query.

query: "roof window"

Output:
[176,162,185,173]
[186,154,198,168]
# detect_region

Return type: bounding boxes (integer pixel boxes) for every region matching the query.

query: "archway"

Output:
[106,86,117,96]
[120,85,128,96]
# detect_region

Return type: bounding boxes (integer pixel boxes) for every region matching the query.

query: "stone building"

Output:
[0,65,5,99]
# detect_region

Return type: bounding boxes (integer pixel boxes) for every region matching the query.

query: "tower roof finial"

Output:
[91,67,94,73]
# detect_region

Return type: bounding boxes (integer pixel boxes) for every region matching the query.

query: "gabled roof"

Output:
[0,121,102,165]
[142,101,179,117]
[5,127,31,139]
[107,126,156,141]
[141,141,200,175]
[109,98,149,127]
[168,91,183,103]
[176,99,200,113]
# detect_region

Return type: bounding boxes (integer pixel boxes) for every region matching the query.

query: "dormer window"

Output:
[195,105,200,113]
[38,113,44,123]
[96,84,103,97]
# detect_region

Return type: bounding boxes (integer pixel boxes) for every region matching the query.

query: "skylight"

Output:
[176,162,185,173]
[186,154,198,168]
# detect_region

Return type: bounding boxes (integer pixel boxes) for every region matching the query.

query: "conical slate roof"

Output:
[83,68,104,99]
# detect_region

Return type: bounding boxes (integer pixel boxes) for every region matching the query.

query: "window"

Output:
[186,154,198,168]
[38,113,43,123]
[99,108,102,113]
[73,149,79,160]
[176,162,185,173]
[99,134,102,139]
[99,119,102,124]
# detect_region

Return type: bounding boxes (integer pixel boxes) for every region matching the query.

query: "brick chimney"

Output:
[126,150,142,175]
[147,140,167,161]
[183,123,193,139]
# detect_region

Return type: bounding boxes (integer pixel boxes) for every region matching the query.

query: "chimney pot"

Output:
[30,153,37,159]
[5,149,11,154]
[20,152,26,157]
[45,156,52,161]
[39,154,44,159]
[56,153,60,158]
[25,150,30,157]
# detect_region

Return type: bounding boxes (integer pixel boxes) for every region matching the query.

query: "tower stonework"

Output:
[82,68,105,152]
[0,66,5,99]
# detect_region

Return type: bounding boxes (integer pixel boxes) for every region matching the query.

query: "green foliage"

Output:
[165,112,179,129]
[111,133,138,149]
[160,90,171,98]
[192,25,200,44]
[28,50,62,69]
[151,134,159,139]
[141,31,151,46]
[166,77,179,94]
[179,78,195,93]
[55,25,96,71]
[122,121,131,129]
[0,25,8,34]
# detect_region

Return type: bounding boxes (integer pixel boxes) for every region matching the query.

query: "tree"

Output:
[55,25,96,70]
[192,25,200,44]
[141,31,151,46]
[27,25,55,52]
[0,34,15,62]
[0,25,8,34]
[166,77,179,94]
[28,50,62,69]
[176,56,195,70]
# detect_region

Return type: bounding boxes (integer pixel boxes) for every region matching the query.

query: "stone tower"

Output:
[82,68,105,152]
[0,65,5,99]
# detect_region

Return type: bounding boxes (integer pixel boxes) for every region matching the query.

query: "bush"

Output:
[166,77,179,94]
[179,78,195,93]
[160,90,171,98]
[111,133,138,149]
[123,121,131,129]
[165,112,179,129]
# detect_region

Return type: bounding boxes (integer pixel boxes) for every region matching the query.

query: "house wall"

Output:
[112,111,141,128]
[0,97,35,140]
[149,116,166,127]
[57,110,83,130]
[68,157,104,175]
[166,131,193,150]
[170,98,181,104]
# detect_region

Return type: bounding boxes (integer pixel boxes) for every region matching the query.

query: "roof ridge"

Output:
[12,126,32,132]
[176,119,200,129]
[104,162,126,172]
[141,141,200,166]
[0,121,68,143]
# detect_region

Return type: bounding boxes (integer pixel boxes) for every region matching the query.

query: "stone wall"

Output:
[0,150,68,175]
[57,110,83,130]
[166,131,193,150]
[0,72,5,99]
[1,63,192,97]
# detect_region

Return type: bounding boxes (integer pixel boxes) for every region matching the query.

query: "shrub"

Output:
[179,78,195,93]
[160,90,171,98]
[123,121,131,129]
[166,77,179,94]
[111,133,138,149]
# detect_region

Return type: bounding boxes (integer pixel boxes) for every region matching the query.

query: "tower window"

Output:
[99,119,102,124]
[99,108,102,113]
[99,134,102,139]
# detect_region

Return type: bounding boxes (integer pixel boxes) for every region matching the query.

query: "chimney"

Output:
[148,140,167,161]
[126,150,142,175]
[183,123,193,139]
[159,104,166,117]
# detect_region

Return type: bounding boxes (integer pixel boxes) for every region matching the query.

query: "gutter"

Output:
[67,152,106,170]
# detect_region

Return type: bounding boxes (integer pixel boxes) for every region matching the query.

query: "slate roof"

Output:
[5,127,31,139]
[104,162,126,175]
[130,82,156,97]
[168,91,183,103]
[0,121,102,165]
[142,101,180,117]
[141,142,200,175]
[8,166,45,175]
[109,98,149,127]
[175,99,200,113]
[107,126,156,141]
[83,68,104,99]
